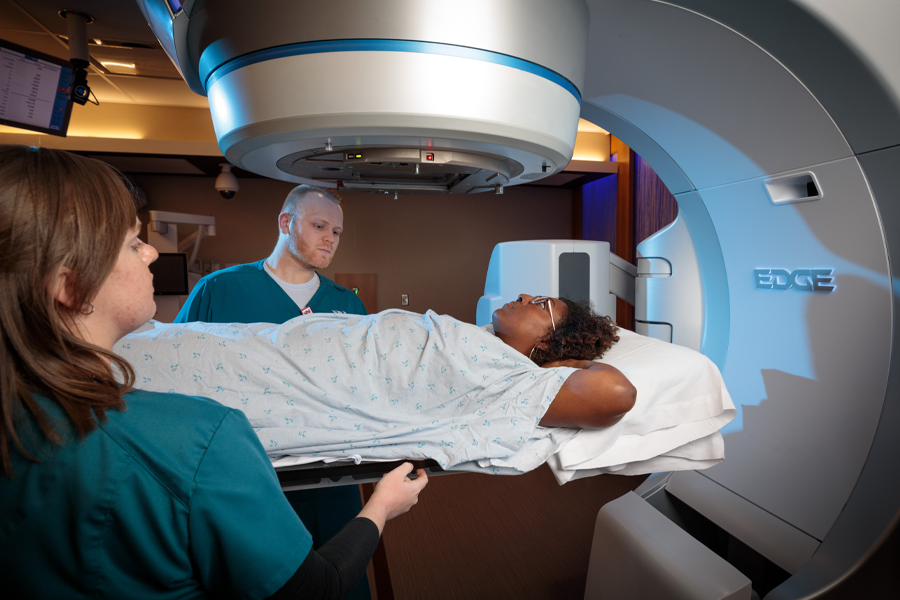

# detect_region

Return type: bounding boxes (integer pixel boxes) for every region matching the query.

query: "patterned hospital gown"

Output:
[118,310,579,474]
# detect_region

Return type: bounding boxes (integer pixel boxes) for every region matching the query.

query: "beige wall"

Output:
[133,175,573,323]
[0,104,220,155]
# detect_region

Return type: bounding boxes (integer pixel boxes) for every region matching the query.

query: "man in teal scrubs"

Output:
[175,184,370,599]
[176,185,364,323]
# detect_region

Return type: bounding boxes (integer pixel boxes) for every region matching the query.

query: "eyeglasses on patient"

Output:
[529,296,556,332]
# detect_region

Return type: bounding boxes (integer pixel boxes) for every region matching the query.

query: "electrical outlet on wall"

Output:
[401,294,409,306]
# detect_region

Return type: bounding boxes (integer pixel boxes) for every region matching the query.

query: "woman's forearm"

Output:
[265,517,379,600]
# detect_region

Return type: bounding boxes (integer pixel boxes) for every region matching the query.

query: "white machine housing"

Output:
[136,0,588,193]
[635,215,703,351]
[475,240,637,327]
[578,2,900,599]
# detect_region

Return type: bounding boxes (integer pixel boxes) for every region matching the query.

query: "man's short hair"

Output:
[282,184,342,217]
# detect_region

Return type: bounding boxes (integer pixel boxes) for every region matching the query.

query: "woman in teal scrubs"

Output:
[0,145,428,599]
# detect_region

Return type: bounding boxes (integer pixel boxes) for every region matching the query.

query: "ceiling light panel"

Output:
[100,61,136,74]
[90,46,181,78]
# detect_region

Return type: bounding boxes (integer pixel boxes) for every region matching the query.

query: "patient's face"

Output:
[492,294,567,357]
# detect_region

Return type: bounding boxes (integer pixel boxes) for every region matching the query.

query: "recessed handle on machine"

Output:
[764,172,822,205]
[637,257,672,277]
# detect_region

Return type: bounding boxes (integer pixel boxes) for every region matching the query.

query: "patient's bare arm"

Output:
[538,360,636,429]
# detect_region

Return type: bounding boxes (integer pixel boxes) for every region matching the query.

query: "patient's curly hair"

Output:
[530,299,619,366]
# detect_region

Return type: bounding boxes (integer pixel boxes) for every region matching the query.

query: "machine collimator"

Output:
[138,0,588,193]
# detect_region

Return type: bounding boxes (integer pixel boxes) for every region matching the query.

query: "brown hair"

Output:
[281,183,342,218]
[0,145,139,477]
[531,298,620,366]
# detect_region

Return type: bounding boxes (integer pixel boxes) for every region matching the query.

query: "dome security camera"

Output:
[215,163,239,199]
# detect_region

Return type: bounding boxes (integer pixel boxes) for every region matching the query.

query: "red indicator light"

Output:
[425,153,434,161]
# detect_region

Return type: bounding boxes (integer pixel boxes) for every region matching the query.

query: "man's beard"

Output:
[290,235,333,269]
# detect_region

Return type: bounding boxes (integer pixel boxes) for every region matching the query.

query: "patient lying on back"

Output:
[121,293,636,472]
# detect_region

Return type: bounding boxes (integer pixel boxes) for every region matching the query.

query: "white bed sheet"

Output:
[548,328,735,483]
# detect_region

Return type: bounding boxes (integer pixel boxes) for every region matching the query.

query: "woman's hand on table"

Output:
[358,462,428,535]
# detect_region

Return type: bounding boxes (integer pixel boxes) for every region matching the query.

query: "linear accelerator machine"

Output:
[136,0,900,597]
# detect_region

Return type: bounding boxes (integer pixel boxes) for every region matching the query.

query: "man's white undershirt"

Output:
[263,261,320,309]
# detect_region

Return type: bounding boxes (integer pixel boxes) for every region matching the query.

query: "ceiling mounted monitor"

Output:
[137,0,588,193]
[0,38,74,137]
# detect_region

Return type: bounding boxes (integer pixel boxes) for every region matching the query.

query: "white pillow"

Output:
[550,328,735,483]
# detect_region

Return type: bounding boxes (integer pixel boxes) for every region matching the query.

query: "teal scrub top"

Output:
[0,390,312,599]
[173,259,372,600]
[175,261,367,324]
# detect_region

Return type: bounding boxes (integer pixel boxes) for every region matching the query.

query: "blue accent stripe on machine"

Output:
[203,39,581,102]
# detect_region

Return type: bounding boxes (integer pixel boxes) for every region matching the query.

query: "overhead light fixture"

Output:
[101,62,135,69]
[58,35,142,50]
[65,129,143,139]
